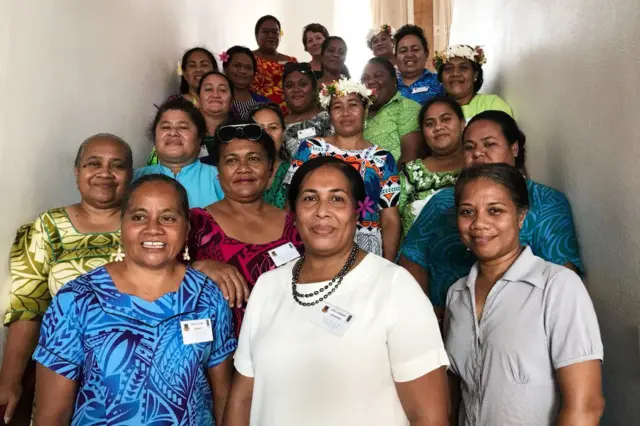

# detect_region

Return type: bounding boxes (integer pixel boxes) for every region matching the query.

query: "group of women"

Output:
[0,13,604,426]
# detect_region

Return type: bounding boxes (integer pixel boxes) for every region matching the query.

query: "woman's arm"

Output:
[399,131,425,166]
[556,360,604,426]
[33,364,77,426]
[222,372,254,426]
[208,357,234,426]
[192,260,249,308]
[380,206,401,261]
[0,320,40,422]
[447,373,461,426]
[396,366,450,426]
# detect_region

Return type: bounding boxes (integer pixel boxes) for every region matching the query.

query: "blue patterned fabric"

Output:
[33,266,236,425]
[400,180,583,307]
[397,69,446,105]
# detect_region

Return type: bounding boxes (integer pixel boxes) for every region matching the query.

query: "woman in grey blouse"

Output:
[444,163,604,426]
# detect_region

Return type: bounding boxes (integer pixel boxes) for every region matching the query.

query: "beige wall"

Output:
[450,0,640,423]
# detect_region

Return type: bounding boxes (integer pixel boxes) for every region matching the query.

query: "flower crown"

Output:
[318,76,375,109]
[433,45,487,71]
[366,24,395,46]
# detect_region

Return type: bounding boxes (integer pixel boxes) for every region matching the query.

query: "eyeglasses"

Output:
[216,123,264,143]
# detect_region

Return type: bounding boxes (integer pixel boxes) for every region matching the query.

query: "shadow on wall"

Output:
[496,32,640,426]
[0,1,189,356]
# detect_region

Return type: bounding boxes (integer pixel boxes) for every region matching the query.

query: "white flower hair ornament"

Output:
[318,76,375,110]
[366,24,395,48]
[433,44,487,70]
[176,60,183,76]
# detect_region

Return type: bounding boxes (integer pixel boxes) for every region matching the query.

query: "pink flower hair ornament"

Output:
[218,51,230,63]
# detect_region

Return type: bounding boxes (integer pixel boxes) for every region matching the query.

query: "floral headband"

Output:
[433,45,486,71]
[366,24,395,47]
[318,76,375,109]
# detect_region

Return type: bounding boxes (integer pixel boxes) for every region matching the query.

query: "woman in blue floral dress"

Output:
[33,175,236,426]
[285,77,401,260]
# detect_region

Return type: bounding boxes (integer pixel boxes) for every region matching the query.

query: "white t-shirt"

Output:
[235,253,450,426]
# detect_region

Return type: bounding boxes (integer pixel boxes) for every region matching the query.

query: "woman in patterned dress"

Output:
[250,15,297,112]
[282,62,333,156]
[399,111,583,320]
[0,134,133,423]
[399,96,465,238]
[222,46,269,120]
[250,104,290,209]
[285,78,401,260]
[34,174,236,425]
[188,120,303,336]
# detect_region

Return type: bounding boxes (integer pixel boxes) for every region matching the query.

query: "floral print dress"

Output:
[399,159,460,238]
[250,55,297,113]
[285,138,401,256]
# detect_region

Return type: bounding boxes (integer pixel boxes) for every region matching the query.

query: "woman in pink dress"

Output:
[188,120,303,336]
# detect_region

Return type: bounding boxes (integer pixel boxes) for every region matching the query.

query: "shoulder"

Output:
[134,165,161,180]
[187,267,227,305]
[252,260,296,297]
[55,267,104,306]
[528,180,572,209]
[398,94,421,110]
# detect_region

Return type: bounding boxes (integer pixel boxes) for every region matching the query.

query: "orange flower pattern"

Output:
[250,56,297,114]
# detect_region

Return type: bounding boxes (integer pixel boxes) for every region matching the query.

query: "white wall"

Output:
[0,0,376,354]
[450,0,640,424]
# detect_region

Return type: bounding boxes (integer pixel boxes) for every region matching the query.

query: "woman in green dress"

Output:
[0,134,133,423]
[399,96,465,237]
[250,103,290,209]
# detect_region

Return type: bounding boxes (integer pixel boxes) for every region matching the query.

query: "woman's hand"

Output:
[0,380,22,424]
[192,260,250,308]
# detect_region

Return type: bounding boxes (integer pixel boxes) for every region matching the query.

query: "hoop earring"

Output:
[183,246,191,261]
[112,246,125,262]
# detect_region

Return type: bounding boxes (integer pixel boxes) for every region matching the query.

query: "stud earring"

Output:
[112,246,126,262]
[183,246,191,261]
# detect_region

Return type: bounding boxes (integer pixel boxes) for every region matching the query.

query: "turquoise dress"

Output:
[34,267,236,425]
[399,180,583,307]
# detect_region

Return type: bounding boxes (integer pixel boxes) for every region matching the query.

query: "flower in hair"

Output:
[176,60,183,76]
[280,29,284,37]
[318,76,375,109]
[433,44,487,71]
[218,51,230,63]
[366,24,395,46]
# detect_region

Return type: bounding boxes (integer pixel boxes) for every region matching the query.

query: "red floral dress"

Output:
[188,208,303,336]
[250,55,297,114]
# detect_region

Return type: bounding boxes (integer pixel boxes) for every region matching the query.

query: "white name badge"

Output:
[412,86,429,94]
[180,319,214,345]
[297,127,316,139]
[310,302,354,337]
[268,242,301,267]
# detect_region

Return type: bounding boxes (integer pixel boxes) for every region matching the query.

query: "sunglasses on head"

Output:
[216,124,264,144]
[284,62,313,74]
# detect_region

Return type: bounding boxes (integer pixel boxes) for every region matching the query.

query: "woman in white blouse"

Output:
[445,163,604,425]
[223,156,450,426]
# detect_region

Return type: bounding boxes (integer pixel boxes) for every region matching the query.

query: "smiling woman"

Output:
[285,78,402,260]
[32,174,236,425]
[394,25,445,105]
[223,46,270,120]
[250,15,297,112]
[187,120,303,336]
[0,134,133,423]
[134,98,225,209]
[223,156,450,426]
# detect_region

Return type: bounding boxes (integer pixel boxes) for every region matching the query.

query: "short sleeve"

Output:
[387,266,449,382]
[233,274,269,377]
[379,151,400,209]
[397,99,421,138]
[528,185,584,273]
[544,269,603,369]
[32,287,85,380]
[5,218,54,324]
[207,280,238,368]
[283,140,313,185]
